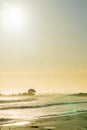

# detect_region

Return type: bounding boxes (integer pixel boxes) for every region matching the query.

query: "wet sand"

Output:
[1,113,87,130]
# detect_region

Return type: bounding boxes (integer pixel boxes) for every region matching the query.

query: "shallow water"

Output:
[0,94,87,126]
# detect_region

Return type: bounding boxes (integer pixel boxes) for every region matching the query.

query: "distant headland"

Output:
[71,93,87,96]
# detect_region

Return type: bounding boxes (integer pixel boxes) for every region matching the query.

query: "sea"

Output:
[0,93,87,126]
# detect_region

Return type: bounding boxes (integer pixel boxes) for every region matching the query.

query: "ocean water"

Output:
[0,93,87,126]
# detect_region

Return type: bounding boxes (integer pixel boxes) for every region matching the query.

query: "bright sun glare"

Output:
[1,4,25,30]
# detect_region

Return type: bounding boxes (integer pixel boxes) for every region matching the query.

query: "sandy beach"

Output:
[1,112,87,130]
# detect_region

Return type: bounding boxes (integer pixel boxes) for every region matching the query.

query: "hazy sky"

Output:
[0,0,87,94]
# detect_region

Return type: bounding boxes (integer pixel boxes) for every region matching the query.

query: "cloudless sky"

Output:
[0,0,87,94]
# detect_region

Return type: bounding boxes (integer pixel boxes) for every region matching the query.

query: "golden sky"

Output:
[0,0,87,94]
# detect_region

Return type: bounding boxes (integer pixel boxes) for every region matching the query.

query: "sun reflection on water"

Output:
[3,121,29,126]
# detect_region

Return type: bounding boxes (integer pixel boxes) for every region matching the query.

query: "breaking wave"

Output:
[0,100,87,110]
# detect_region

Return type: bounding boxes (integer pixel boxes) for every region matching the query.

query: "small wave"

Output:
[39,109,87,118]
[0,118,11,122]
[0,101,87,110]
[0,98,37,103]
[0,118,14,126]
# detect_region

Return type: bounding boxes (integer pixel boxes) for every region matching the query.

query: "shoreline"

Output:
[1,112,87,130]
[1,110,87,127]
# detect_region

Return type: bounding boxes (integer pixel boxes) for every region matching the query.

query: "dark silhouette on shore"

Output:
[0,88,37,96]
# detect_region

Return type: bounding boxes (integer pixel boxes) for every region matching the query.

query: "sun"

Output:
[1,5,25,30]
